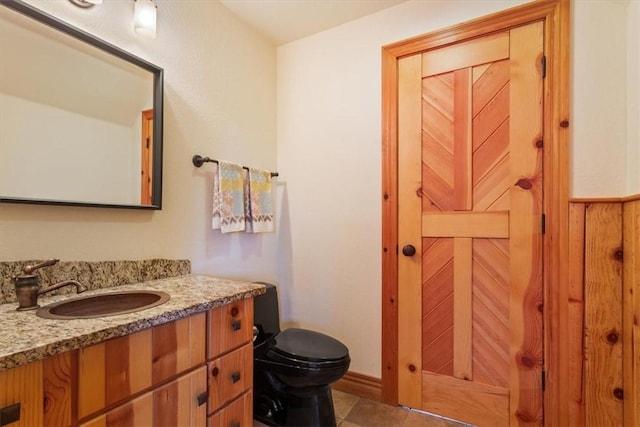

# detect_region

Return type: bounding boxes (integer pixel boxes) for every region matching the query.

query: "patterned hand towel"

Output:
[212,161,245,233]
[244,167,274,233]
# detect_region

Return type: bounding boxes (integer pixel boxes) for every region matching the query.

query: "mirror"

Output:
[0,0,163,209]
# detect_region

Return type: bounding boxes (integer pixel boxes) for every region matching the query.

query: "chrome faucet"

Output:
[12,259,88,311]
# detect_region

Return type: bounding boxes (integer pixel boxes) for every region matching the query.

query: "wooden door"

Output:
[397,22,544,426]
[141,109,153,205]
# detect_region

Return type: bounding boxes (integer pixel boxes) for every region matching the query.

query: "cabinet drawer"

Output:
[80,367,208,427]
[207,344,252,413]
[207,391,252,427]
[80,391,153,427]
[208,299,253,359]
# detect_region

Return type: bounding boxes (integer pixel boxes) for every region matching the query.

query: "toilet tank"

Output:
[254,282,281,338]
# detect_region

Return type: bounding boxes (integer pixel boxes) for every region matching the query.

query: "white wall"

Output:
[572,0,629,197]
[276,0,531,378]
[627,0,640,194]
[0,0,278,282]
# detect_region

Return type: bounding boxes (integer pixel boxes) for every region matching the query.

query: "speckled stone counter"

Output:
[0,275,265,371]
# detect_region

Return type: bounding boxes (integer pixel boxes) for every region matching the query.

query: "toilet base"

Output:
[253,380,337,427]
[285,385,336,427]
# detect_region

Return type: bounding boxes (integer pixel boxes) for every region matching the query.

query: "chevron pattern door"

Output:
[397,22,544,426]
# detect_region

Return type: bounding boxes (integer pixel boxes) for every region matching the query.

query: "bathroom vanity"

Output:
[0,275,264,427]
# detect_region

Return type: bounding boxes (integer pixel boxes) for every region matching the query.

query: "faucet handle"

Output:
[22,258,59,275]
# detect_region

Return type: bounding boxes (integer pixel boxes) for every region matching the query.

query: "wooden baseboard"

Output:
[570,193,640,203]
[333,371,382,402]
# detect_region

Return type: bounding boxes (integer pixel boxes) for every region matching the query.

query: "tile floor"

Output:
[254,389,471,427]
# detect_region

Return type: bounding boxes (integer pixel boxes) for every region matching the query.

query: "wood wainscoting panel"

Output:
[584,203,623,425]
[623,200,640,426]
[567,203,585,426]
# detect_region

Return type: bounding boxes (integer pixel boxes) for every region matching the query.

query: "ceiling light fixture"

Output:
[134,0,157,38]
[68,0,102,8]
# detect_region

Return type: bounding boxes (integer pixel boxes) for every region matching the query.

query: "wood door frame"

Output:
[381,0,571,425]
[141,109,154,205]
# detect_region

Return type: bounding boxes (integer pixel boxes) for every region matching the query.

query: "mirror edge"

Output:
[0,0,164,210]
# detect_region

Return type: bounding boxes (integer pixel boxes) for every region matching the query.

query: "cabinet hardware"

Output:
[231,422,240,427]
[231,371,241,383]
[0,403,21,426]
[196,392,208,406]
[231,320,242,331]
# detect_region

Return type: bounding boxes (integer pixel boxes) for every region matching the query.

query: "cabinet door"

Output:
[43,351,72,427]
[208,299,253,359]
[208,391,252,427]
[153,313,206,384]
[78,329,153,418]
[207,344,253,413]
[0,360,43,427]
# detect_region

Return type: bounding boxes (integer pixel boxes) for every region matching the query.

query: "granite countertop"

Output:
[0,274,265,371]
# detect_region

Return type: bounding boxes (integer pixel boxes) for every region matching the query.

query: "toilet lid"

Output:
[271,328,349,362]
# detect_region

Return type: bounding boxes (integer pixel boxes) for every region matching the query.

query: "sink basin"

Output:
[36,290,170,320]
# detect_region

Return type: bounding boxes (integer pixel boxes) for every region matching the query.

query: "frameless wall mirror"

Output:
[0,0,163,209]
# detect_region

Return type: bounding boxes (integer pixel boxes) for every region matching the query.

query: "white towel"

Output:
[244,167,274,233]
[212,161,245,233]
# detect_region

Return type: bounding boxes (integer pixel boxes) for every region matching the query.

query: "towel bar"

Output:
[192,155,279,177]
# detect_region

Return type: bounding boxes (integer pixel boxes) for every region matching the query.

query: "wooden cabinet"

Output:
[0,297,254,427]
[207,298,254,425]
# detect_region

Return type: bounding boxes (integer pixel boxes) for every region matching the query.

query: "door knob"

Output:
[402,245,416,257]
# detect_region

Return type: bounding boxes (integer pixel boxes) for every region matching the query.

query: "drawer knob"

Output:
[231,320,242,331]
[211,367,219,377]
[196,392,208,406]
[231,371,241,383]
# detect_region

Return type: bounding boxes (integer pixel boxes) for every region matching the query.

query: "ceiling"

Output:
[218,0,408,45]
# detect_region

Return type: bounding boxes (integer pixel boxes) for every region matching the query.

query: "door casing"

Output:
[381,0,570,424]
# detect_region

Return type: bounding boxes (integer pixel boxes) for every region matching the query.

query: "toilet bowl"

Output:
[253,283,350,427]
